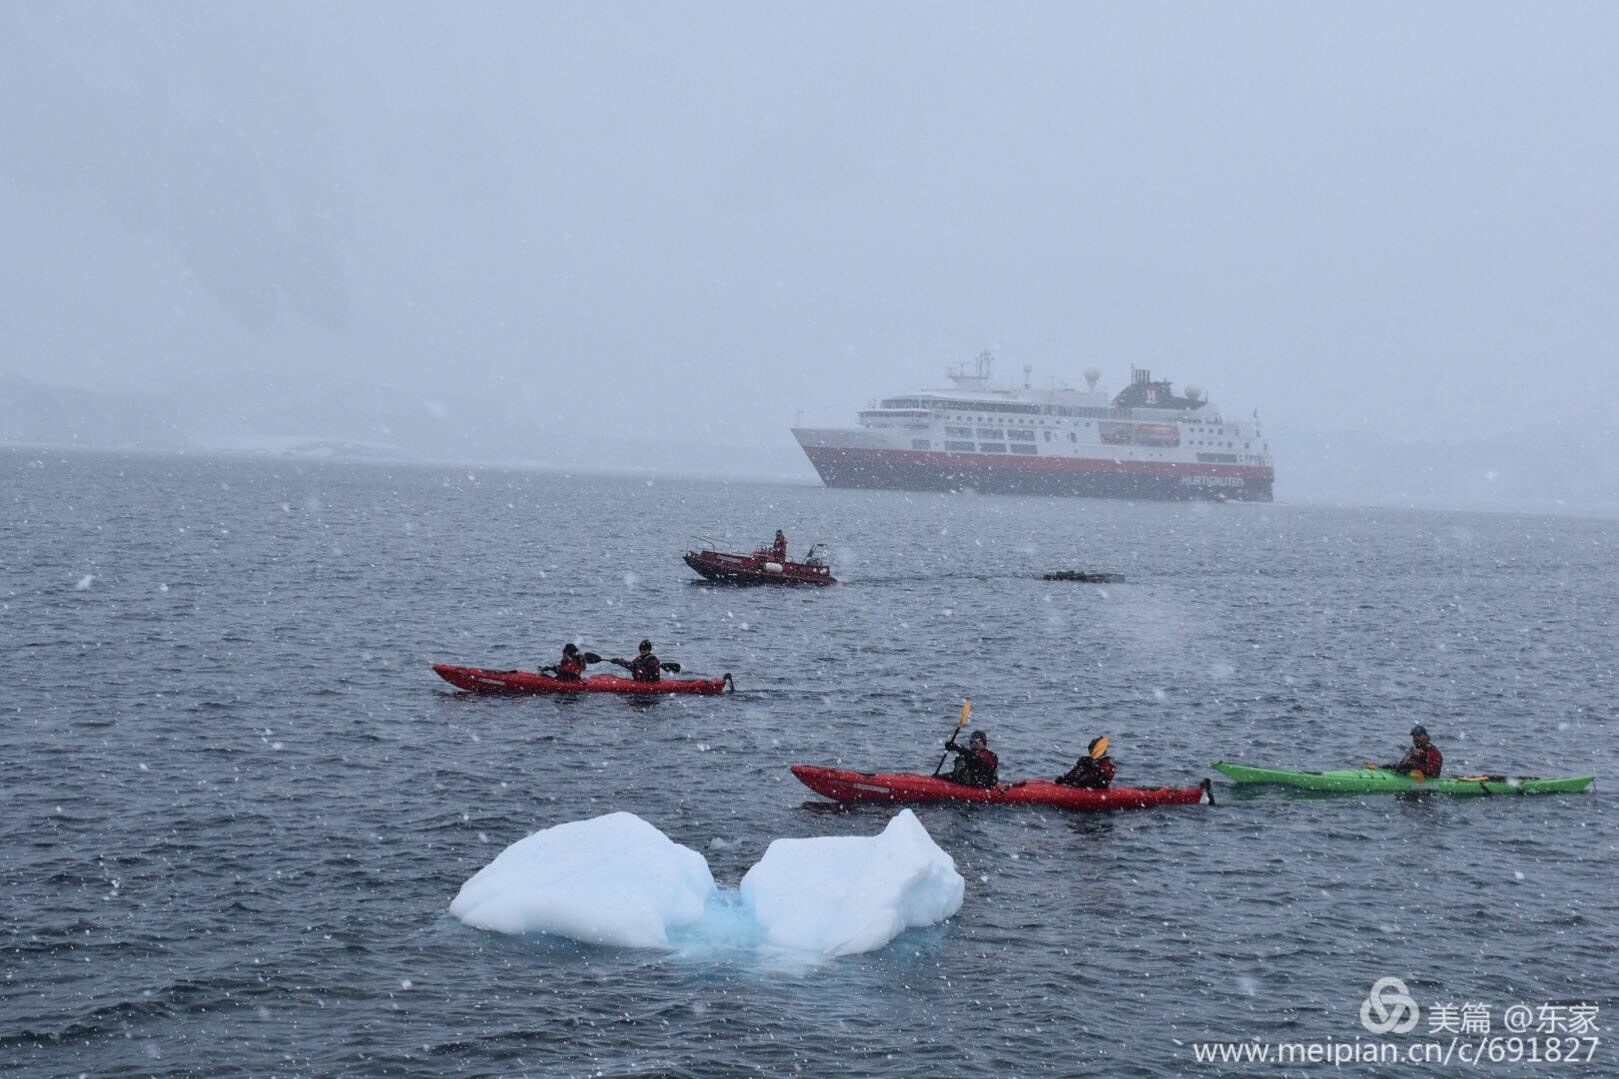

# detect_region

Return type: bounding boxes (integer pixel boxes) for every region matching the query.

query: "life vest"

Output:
[1060,756,1115,789]
[950,746,998,788]
[1405,745,1442,778]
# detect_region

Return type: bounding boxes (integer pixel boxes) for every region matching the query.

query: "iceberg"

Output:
[741,809,965,956]
[451,809,963,958]
[448,811,715,949]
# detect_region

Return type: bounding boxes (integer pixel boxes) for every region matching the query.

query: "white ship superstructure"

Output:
[791,353,1274,501]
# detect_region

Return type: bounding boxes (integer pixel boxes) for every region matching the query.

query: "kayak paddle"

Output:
[932,698,972,776]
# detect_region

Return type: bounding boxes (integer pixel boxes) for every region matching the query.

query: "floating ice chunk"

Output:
[75,574,95,591]
[449,812,715,948]
[740,809,964,956]
[453,811,964,958]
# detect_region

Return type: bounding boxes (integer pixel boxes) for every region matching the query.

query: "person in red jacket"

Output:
[612,640,662,683]
[771,529,789,563]
[542,643,597,682]
[944,729,999,788]
[1057,736,1116,789]
[1388,725,1443,778]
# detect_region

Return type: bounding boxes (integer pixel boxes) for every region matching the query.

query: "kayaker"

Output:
[944,729,999,788]
[611,640,662,683]
[1056,736,1116,789]
[1386,725,1443,778]
[541,643,598,682]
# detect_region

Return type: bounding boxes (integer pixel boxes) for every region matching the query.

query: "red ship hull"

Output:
[801,446,1273,501]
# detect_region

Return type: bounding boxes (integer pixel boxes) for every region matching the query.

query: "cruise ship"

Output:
[791,353,1274,501]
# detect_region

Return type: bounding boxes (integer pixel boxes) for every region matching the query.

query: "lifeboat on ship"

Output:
[683,543,838,586]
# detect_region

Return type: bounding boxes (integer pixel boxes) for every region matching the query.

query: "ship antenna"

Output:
[948,351,996,388]
[1022,363,1032,389]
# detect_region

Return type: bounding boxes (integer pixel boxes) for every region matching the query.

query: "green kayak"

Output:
[1212,762,1594,797]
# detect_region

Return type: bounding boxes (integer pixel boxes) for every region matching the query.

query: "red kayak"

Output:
[434,664,733,696]
[790,765,1211,811]
[684,548,837,586]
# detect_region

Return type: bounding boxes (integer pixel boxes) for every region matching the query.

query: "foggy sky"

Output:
[2,2,1616,495]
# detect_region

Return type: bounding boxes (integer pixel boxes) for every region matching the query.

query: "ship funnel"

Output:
[1083,367,1101,390]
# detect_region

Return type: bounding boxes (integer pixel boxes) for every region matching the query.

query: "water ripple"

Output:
[2,450,1615,1076]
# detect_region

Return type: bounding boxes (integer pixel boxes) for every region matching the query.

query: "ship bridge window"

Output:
[945,426,972,437]
[976,428,1003,439]
[944,440,975,452]
[978,442,1007,453]
[1008,429,1036,441]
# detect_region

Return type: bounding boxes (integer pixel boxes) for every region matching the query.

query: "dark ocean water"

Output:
[2,447,1615,1077]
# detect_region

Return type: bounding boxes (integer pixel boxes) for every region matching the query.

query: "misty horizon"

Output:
[3,3,1616,510]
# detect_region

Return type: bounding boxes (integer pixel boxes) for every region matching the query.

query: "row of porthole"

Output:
[950,416,1096,428]
[951,415,1102,426]
[920,439,1195,460]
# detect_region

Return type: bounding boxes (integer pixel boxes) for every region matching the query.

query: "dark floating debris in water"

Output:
[1042,571,1126,583]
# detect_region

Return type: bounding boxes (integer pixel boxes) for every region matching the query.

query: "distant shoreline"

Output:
[4,441,1614,521]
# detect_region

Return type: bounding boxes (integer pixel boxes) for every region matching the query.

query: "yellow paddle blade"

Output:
[1363,761,1378,770]
[1091,736,1110,759]
[958,698,972,727]
[1408,770,1426,784]
[1457,774,1491,783]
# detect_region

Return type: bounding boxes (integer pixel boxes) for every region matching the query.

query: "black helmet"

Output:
[563,643,579,656]
[968,729,987,745]
[1410,725,1428,737]
[639,639,653,653]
